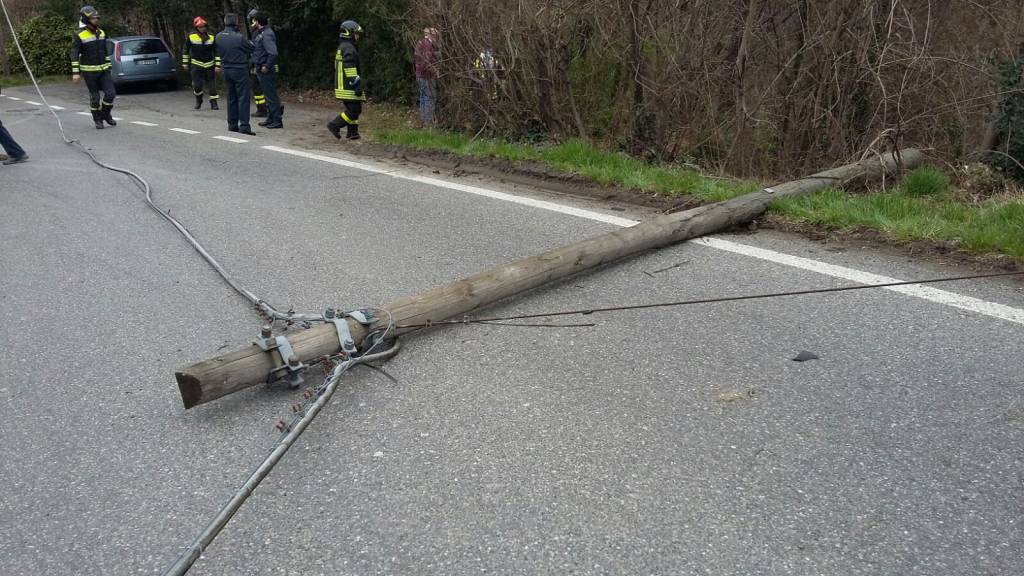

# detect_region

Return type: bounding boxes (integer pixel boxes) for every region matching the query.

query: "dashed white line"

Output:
[261,144,1024,326]
[169,128,200,134]
[49,105,65,110]
[131,121,159,127]
[7,96,21,101]
[25,101,42,106]
[76,111,91,116]
[213,135,248,143]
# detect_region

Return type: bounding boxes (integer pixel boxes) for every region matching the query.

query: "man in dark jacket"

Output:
[69,5,116,129]
[182,16,220,110]
[327,20,365,141]
[215,13,255,135]
[250,11,282,129]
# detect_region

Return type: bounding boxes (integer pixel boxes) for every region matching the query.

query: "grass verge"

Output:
[0,74,65,88]
[372,126,1024,261]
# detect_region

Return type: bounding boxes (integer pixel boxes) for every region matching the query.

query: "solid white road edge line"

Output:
[261,145,1024,326]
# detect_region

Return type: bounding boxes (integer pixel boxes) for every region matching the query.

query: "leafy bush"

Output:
[5,15,75,76]
[900,167,949,197]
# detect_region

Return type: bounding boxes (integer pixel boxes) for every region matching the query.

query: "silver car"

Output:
[111,36,178,90]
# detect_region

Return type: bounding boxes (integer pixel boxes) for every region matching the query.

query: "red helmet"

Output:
[193,16,207,27]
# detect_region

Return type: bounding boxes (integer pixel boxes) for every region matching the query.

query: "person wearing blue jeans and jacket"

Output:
[0,117,29,165]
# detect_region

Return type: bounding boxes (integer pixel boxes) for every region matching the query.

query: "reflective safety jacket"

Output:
[334,38,365,101]
[69,26,111,74]
[183,32,220,68]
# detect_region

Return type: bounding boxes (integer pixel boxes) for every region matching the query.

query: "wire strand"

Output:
[396,270,1024,329]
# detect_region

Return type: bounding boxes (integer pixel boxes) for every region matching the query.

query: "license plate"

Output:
[138,59,157,65]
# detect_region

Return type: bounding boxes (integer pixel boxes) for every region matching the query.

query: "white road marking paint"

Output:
[131,121,159,127]
[261,146,636,227]
[214,135,248,143]
[7,96,21,100]
[25,101,42,106]
[76,111,91,116]
[112,117,123,121]
[169,128,200,134]
[261,145,1024,326]
[49,105,65,110]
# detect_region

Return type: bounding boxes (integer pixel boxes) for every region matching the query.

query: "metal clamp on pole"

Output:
[324,308,358,357]
[254,325,307,389]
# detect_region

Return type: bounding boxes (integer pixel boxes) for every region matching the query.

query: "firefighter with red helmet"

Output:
[183,16,220,110]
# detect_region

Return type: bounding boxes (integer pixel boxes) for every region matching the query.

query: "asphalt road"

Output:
[2,83,1023,576]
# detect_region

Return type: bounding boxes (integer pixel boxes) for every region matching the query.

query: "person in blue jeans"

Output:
[414,27,439,125]
[0,118,29,165]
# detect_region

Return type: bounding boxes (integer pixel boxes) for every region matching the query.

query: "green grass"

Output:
[373,128,1024,260]
[373,128,759,201]
[0,74,65,88]
[771,171,1024,258]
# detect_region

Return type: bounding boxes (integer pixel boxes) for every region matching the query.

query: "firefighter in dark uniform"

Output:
[250,10,282,128]
[70,5,116,130]
[246,8,268,118]
[327,20,365,141]
[215,13,255,135]
[182,16,220,110]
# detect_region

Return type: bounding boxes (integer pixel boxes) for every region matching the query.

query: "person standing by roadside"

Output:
[215,13,255,135]
[182,16,220,110]
[250,11,282,129]
[69,5,116,130]
[414,27,439,126]
[326,20,366,141]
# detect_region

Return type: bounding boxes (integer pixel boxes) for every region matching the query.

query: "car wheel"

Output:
[166,78,179,91]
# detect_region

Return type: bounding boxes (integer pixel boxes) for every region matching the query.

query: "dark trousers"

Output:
[224,67,251,131]
[257,71,281,123]
[340,100,362,125]
[190,66,218,101]
[251,70,266,108]
[83,71,115,111]
[0,118,26,159]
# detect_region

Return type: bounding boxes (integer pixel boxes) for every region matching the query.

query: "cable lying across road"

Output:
[396,270,1024,330]
[0,0,321,325]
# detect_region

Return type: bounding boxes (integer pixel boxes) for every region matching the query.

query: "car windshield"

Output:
[120,39,168,56]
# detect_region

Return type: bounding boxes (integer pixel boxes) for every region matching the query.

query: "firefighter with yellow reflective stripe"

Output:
[183,16,220,110]
[327,20,365,141]
[69,6,116,130]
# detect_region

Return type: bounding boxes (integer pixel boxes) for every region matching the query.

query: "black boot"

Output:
[91,110,104,130]
[326,116,343,140]
[253,104,268,118]
[346,124,360,140]
[194,95,203,110]
[102,104,117,126]
[210,98,219,110]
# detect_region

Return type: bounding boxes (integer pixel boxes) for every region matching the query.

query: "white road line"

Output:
[25,101,42,106]
[261,146,636,227]
[76,111,91,116]
[49,105,65,110]
[131,121,159,127]
[169,128,200,134]
[112,117,123,121]
[214,135,248,143]
[7,96,21,100]
[260,144,1024,326]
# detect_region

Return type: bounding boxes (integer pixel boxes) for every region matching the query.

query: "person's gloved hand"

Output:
[352,75,363,97]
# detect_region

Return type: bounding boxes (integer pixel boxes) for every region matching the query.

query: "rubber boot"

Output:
[254,103,268,118]
[210,98,219,110]
[194,95,203,110]
[91,110,104,130]
[326,115,343,140]
[346,124,360,140]
[102,105,117,126]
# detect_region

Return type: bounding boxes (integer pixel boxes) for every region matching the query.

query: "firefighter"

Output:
[327,20,365,141]
[246,8,268,118]
[215,13,255,135]
[250,10,282,129]
[70,5,116,130]
[182,16,220,110]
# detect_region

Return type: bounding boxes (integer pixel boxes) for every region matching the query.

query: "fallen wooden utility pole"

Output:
[176,149,923,408]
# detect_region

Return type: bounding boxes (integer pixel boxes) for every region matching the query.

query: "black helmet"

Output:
[246,7,259,21]
[80,5,99,23]
[340,20,362,39]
